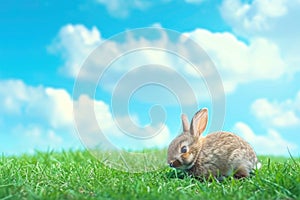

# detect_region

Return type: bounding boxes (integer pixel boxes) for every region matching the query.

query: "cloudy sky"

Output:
[1,0,300,156]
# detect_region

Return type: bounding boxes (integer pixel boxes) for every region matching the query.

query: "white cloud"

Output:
[96,0,152,18]
[251,94,300,127]
[233,122,298,156]
[295,91,300,111]
[185,29,286,92]
[95,0,208,18]
[13,125,63,154]
[221,0,300,73]
[0,79,79,154]
[51,24,290,95]
[74,95,172,150]
[48,24,102,77]
[0,80,73,129]
[0,79,37,114]
[50,24,219,106]
[221,0,288,33]
[45,88,73,128]
[0,79,172,154]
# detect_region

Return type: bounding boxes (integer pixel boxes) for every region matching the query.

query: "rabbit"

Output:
[167,108,261,180]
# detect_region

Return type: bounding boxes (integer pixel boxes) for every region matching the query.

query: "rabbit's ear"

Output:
[181,114,190,132]
[190,108,208,137]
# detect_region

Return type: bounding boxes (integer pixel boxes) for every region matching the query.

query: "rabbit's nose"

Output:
[169,160,181,168]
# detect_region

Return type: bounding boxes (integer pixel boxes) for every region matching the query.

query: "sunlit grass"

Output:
[0,150,299,199]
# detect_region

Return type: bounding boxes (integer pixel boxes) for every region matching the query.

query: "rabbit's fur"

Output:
[167,108,260,179]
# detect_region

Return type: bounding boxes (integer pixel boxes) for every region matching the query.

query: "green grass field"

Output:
[0,150,299,200]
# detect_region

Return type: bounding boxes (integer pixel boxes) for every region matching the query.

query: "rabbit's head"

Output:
[167,108,208,170]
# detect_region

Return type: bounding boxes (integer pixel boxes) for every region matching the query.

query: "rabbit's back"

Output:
[188,132,258,178]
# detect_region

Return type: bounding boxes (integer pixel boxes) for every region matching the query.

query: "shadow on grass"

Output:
[166,168,190,179]
[165,166,263,184]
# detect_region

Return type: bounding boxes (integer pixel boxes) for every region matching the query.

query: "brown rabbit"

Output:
[167,108,260,180]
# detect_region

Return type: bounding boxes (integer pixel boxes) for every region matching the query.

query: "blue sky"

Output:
[1,0,300,156]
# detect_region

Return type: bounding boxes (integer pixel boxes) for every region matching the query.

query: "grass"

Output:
[0,150,299,200]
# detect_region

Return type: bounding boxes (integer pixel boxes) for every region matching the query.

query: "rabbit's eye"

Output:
[181,146,187,153]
